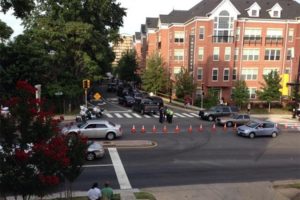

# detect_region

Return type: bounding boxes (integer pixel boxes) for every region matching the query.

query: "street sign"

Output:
[54,91,63,96]
[94,92,101,100]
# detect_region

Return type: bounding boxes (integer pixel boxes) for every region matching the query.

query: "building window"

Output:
[244,28,261,41]
[249,88,257,99]
[287,48,294,60]
[234,48,239,61]
[288,29,294,42]
[266,29,282,39]
[213,10,234,43]
[199,27,205,40]
[198,47,204,61]
[263,68,279,76]
[251,10,258,17]
[265,49,280,61]
[173,67,182,74]
[242,49,259,61]
[224,47,231,61]
[232,68,237,80]
[235,27,240,41]
[197,68,203,80]
[273,10,279,17]
[212,68,218,81]
[223,68,230,81]
[174,31,184,43]
[213,47,220,61]
[241,69,258,80]
[174,49,184,61]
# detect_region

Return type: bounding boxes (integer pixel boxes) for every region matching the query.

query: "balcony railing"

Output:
[243,36,262,45]
[212,36,234,43]
[265,36,283,45]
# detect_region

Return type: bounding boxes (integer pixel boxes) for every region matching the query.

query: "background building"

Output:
[112,34,133,67]
[133,0,300,102]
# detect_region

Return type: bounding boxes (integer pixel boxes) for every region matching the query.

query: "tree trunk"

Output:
[268,102,271,113]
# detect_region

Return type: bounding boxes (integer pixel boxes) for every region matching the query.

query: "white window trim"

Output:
[213,47,220,61]
[224,47,231,61]
[198,47,204,61]
[232,68,237,80]
[199,26,205,40]
[174,49,184,61]
[241,68,258,80]
[249,87,257,99]
[242,49,260,61]
[264,48,281,61]
[223,68,230,81]
[288,29,294,42]
[212,68,218,81]
[197,68,203,80]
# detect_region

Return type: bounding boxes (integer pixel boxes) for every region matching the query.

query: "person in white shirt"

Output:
[87,182,102,200]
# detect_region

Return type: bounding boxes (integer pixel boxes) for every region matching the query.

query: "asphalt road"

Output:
[66,85,300,191]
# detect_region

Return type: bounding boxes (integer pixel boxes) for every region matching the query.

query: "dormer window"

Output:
[246,2,261,17]
[267,3,282,18]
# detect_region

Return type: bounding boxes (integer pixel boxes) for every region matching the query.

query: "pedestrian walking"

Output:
[247,103,251,114]
[159,106,165,123]
[166,108,174,123]
[87,182,102,200]
[101,181,114,200]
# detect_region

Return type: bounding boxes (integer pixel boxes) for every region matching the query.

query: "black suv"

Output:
[199,105,239,121]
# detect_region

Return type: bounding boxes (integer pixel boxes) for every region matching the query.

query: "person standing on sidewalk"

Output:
[87,182,102,200]
[159,106,165,123]
[101,181,114,200]
[247,103,251,114]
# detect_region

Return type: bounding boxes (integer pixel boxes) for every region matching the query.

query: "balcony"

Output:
[212,36,234,43]
[265,36,283,45]
[243,36,262,45]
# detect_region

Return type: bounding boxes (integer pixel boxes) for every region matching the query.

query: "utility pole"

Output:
[82,79,90,107]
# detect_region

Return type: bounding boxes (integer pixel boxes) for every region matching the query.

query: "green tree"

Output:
[0,0,35,18]
[117,50,139,82]
[257,71,282,112]
[174,68,197,99]
[141,52,167,94]
[232,80,249,109]
[0,20,13,42]
[203,88,219,108]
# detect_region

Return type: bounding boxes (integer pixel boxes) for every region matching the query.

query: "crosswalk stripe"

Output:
[153,114,159,118]
[132,113,142,118]
[143,114,151,118]
[182,113,194,118]
[115,113,123,118]
[174,113,185,118]
[190,113,199,117]
[123,113,133,118]
[105,113,113,118]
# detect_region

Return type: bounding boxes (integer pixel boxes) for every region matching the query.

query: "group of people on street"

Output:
[87,181,114,200]
[159,106,174,123]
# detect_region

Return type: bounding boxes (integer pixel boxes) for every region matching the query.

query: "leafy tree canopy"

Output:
[117,50,139,82]
[0,19,13,42]
[174,68,197,99]
[232,80,249,108]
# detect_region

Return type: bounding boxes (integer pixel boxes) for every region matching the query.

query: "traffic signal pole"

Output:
[85,88,87,108]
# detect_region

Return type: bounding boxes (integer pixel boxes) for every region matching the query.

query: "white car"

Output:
[86,141,105,161]
[62,120,122,140]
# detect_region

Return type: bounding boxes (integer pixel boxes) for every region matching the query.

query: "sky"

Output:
[0,0,201,38]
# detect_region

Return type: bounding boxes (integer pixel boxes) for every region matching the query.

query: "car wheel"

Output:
[226,121,233,127]
[208,115,215,121]
[86,152,96,161]
[106,132,116,140]
[271,132,277,138]
[249,132,255,139]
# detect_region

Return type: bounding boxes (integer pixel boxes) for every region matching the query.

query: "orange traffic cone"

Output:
[152,125,157,133]
[233,123,237,130]
[198,124,203,132]
[163,125,168,133]
[131,125,136,134]
[141,125,146,133]
[223,123,227,131]
[285,123,288,129]
[212,123,216,131]
[188,125,193,133]
[175,125,180,133]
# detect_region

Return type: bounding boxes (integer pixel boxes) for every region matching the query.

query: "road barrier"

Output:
[198,124,203,132]
[223,123,227,131]
[163,125,168,133]
[175,125,180,133]
[212,123,216,131]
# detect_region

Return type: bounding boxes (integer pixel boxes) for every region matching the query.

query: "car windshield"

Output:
[231,113,238,118]
[246,122,259,128]
[78,122,87,128]
[108,121,116,127]
[209,107,216,111]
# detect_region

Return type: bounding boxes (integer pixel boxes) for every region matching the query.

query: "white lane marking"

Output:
[115,113,123,118]
[124,113,133,118]
[132,113,142,118]
[143,114,151,118]
[108,148,132,189]
[105,113,113,118]
[153,114,159,118]
[190,113,199,117]
[182,113,194,118]
[174,113,185,118]
[83,164,113,168]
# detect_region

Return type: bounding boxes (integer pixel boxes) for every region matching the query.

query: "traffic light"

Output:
[82,79,91,89]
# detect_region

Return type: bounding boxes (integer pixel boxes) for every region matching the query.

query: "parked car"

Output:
[199,105,239,121]
[107,83,117,92]
[237,120,279,139]
[132,98,159,114]
[118,95,135,107]
[146,96,164,108]
[216,113,251,127]
[86,141,105,161]
[62,120,122,140]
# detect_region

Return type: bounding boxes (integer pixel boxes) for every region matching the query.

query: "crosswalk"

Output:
[103,112,199,119]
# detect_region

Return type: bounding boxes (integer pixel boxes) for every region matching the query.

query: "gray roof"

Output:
[140,24,146,34]
[146,17,158,29]
[135,32,141,40]
[159,10,191,23]
[189,0,300,20]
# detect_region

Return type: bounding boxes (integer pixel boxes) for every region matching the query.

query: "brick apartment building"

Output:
[112,34,133,67]
[133,0,300,102]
